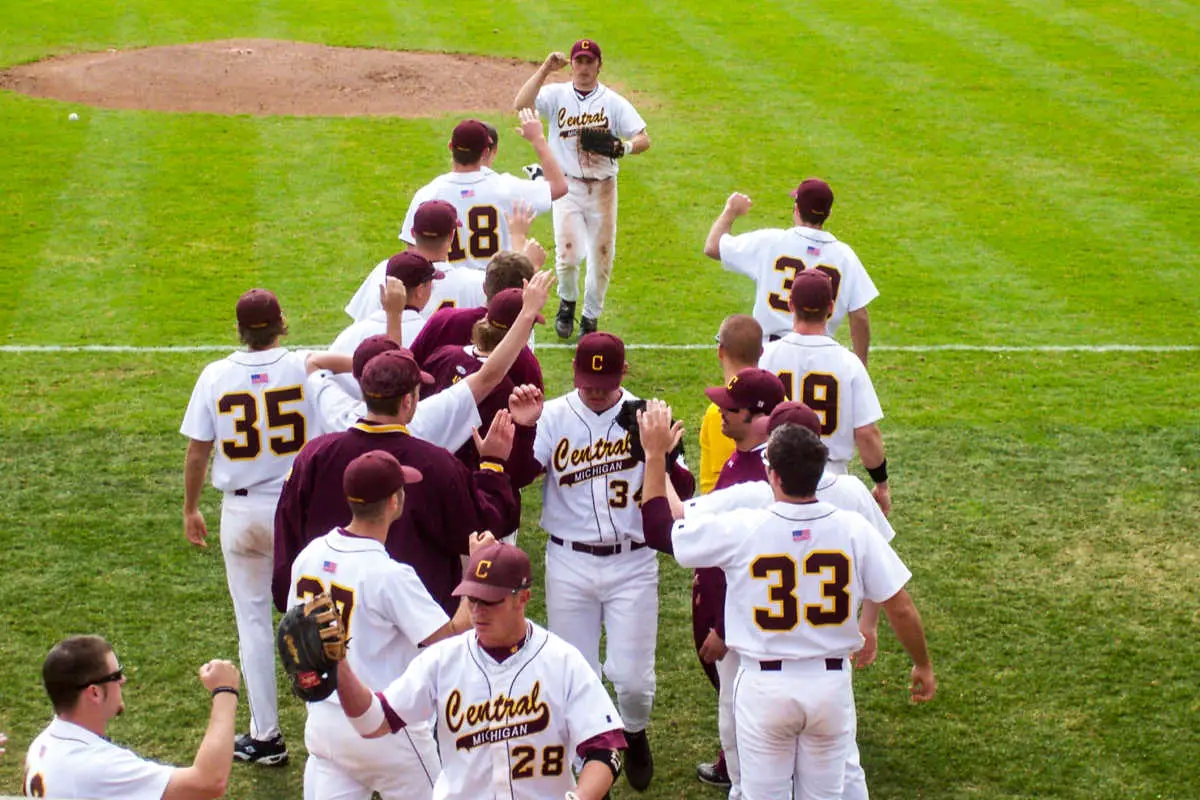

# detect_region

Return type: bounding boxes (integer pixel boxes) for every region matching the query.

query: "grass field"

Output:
[2,1,1198,799]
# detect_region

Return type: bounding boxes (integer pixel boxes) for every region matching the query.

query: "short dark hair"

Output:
[43,635,113,713]
[484,122,499,148]
[471,317,507,354]
[363,392,403,417]
[483,252,535,301]
[413,231,454,250]
[797,206,827,226]
[766,424,827,497]
[794,306,830,324]
[239,320,287,350]
[718,314,763,365]
[348,487,402,521]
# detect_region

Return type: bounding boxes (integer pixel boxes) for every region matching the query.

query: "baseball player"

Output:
[648,401,895,800]
[332,539,627,800]
[180,288,347,765]
[514,39,651,338]
[639,412,935,800]
[758,268,891,513]
[699,315,765,495]
[410,250,545,392]
[24,635,240,799]
[289,450,471,800]
[529,332,695,791]
[402,114,564,272]
[273,346,524,616]
[704,179,879,364]
[333,251,444,354]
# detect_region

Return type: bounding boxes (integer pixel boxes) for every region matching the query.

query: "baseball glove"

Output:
[616,399,685,467]
[277,593,347,703]
[579,127,625,159]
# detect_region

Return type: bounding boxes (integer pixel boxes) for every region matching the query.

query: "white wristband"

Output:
[621,140,633,156]
[348,693,386,737]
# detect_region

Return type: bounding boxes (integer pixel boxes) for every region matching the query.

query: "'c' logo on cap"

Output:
[581,41,591,50]
[475,560,492,579]
[727,376,739,390]
[592,354,604,371]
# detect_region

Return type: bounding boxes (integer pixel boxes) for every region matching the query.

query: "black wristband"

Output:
[211,686,239,699]
[866,459,888,485]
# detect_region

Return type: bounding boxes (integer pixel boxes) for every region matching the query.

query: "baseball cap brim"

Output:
[431,268,446,280]
[399,465,424,485]
[704,386,742,412]
[418,368,435,385]
[574,366,623,392]
[451,580,510,603]
[750,415,772,437]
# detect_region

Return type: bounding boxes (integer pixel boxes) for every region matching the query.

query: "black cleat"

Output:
[696,758,731,788]
[555,300,576,339]
[233,732,288,766]
[624,729,653,791]
[579,316,598,336]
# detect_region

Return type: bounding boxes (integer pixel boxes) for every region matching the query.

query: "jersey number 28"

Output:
[446,206,501,262]
[511,744,565,780]
[751,551,851,631]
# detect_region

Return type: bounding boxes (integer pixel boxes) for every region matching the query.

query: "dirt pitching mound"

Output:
[0,38,568,117]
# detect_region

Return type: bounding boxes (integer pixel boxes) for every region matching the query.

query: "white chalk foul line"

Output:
[0,343,1196,354]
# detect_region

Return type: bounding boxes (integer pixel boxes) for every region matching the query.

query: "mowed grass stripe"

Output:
[633,3,1096,347]
[759,1,1198,334]
[997,0,1200,90]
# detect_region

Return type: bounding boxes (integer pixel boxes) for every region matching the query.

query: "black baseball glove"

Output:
[579,127,626,159]
[277,593,347,703]
[616,399,685,466]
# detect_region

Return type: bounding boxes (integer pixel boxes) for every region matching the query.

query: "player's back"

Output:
[403,170,551,271]
[759,333,882,466]
[182,347,311,494]
[719,227,876,340]
[25,718,172,800]
[290,530,447,693]
[718,501,899,662]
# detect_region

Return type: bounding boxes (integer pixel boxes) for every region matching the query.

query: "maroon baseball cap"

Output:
[453,542,533,603]
[574,332,625,391]
[486,287,544,329]
[352,335,400,380]
[343,450,423,504]
[792,178,834,219]
[705,368,786,415]
[790,268,834,313]
[235,289,283,329]
[570,39,602,61]
[386,251,444,288]
[451,119,491,156]
[359,349,435,399]
[412,200,461,239]
[751,400,823,438]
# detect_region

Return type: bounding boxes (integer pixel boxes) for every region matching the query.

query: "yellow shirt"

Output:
[699,403,736,495]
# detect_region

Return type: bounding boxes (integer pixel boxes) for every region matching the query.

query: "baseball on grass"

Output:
[68,112,79,121]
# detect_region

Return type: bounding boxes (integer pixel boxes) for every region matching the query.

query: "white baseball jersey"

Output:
[331,308,423,356]
[346,260,485,323]
[180,347,312,494]
[719,229,878,341]
[24,717,173,799]
[290,528,449,695]
[535,83,646,180]
[672,501,911,662]
[533,389,645,543]
[380,620,623,800]
[685,470,895,542]
[759,334,883,467]
[304,369,481,450]
[400,168,553,271]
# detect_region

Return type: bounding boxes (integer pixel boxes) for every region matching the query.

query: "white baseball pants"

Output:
[732,658,853,800]
[219,490,279,741]
[720,650,869,800]
[553,176,618,320]
[544,541,657,732]
[303,700,439,800]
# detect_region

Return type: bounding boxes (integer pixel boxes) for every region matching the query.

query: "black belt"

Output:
[549,535,646,557]
[567,175,614,183]
[768,333,784,342]
[233,489,248,497]
[759,658,843,672]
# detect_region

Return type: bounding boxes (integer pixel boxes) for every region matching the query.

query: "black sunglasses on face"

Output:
[77,665,123,690]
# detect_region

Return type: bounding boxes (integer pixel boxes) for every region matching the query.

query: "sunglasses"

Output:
[77,665,124,690]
